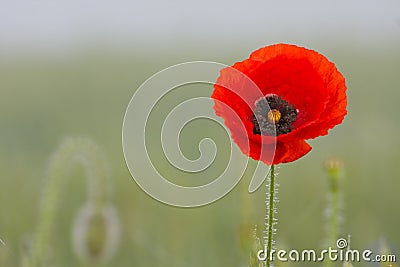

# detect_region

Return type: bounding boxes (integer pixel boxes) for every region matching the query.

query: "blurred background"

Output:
[0,0,399,266]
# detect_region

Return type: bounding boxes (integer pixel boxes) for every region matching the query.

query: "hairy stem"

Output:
[265,164,276,267]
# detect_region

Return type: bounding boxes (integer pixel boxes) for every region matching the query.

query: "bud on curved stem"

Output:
[25,137,118,267]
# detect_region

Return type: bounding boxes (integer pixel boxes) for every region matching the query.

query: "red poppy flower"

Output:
[212,43,347,164]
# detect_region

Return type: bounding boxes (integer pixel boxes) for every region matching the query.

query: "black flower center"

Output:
[251,95,297,136]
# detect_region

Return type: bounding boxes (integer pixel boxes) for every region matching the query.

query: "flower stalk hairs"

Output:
[212,43,347,266]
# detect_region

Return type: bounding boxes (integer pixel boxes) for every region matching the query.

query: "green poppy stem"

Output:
[265,164,276,267]
[323,159,343,267]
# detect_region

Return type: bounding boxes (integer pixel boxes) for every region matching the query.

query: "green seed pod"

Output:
[72,202,120,263]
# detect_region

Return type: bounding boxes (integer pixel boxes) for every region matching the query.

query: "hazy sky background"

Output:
[1,0,399,55]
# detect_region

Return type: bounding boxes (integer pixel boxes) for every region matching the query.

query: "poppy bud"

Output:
[72,202,120,263]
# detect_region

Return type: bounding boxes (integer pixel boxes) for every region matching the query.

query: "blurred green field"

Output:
[0,46,399,267]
